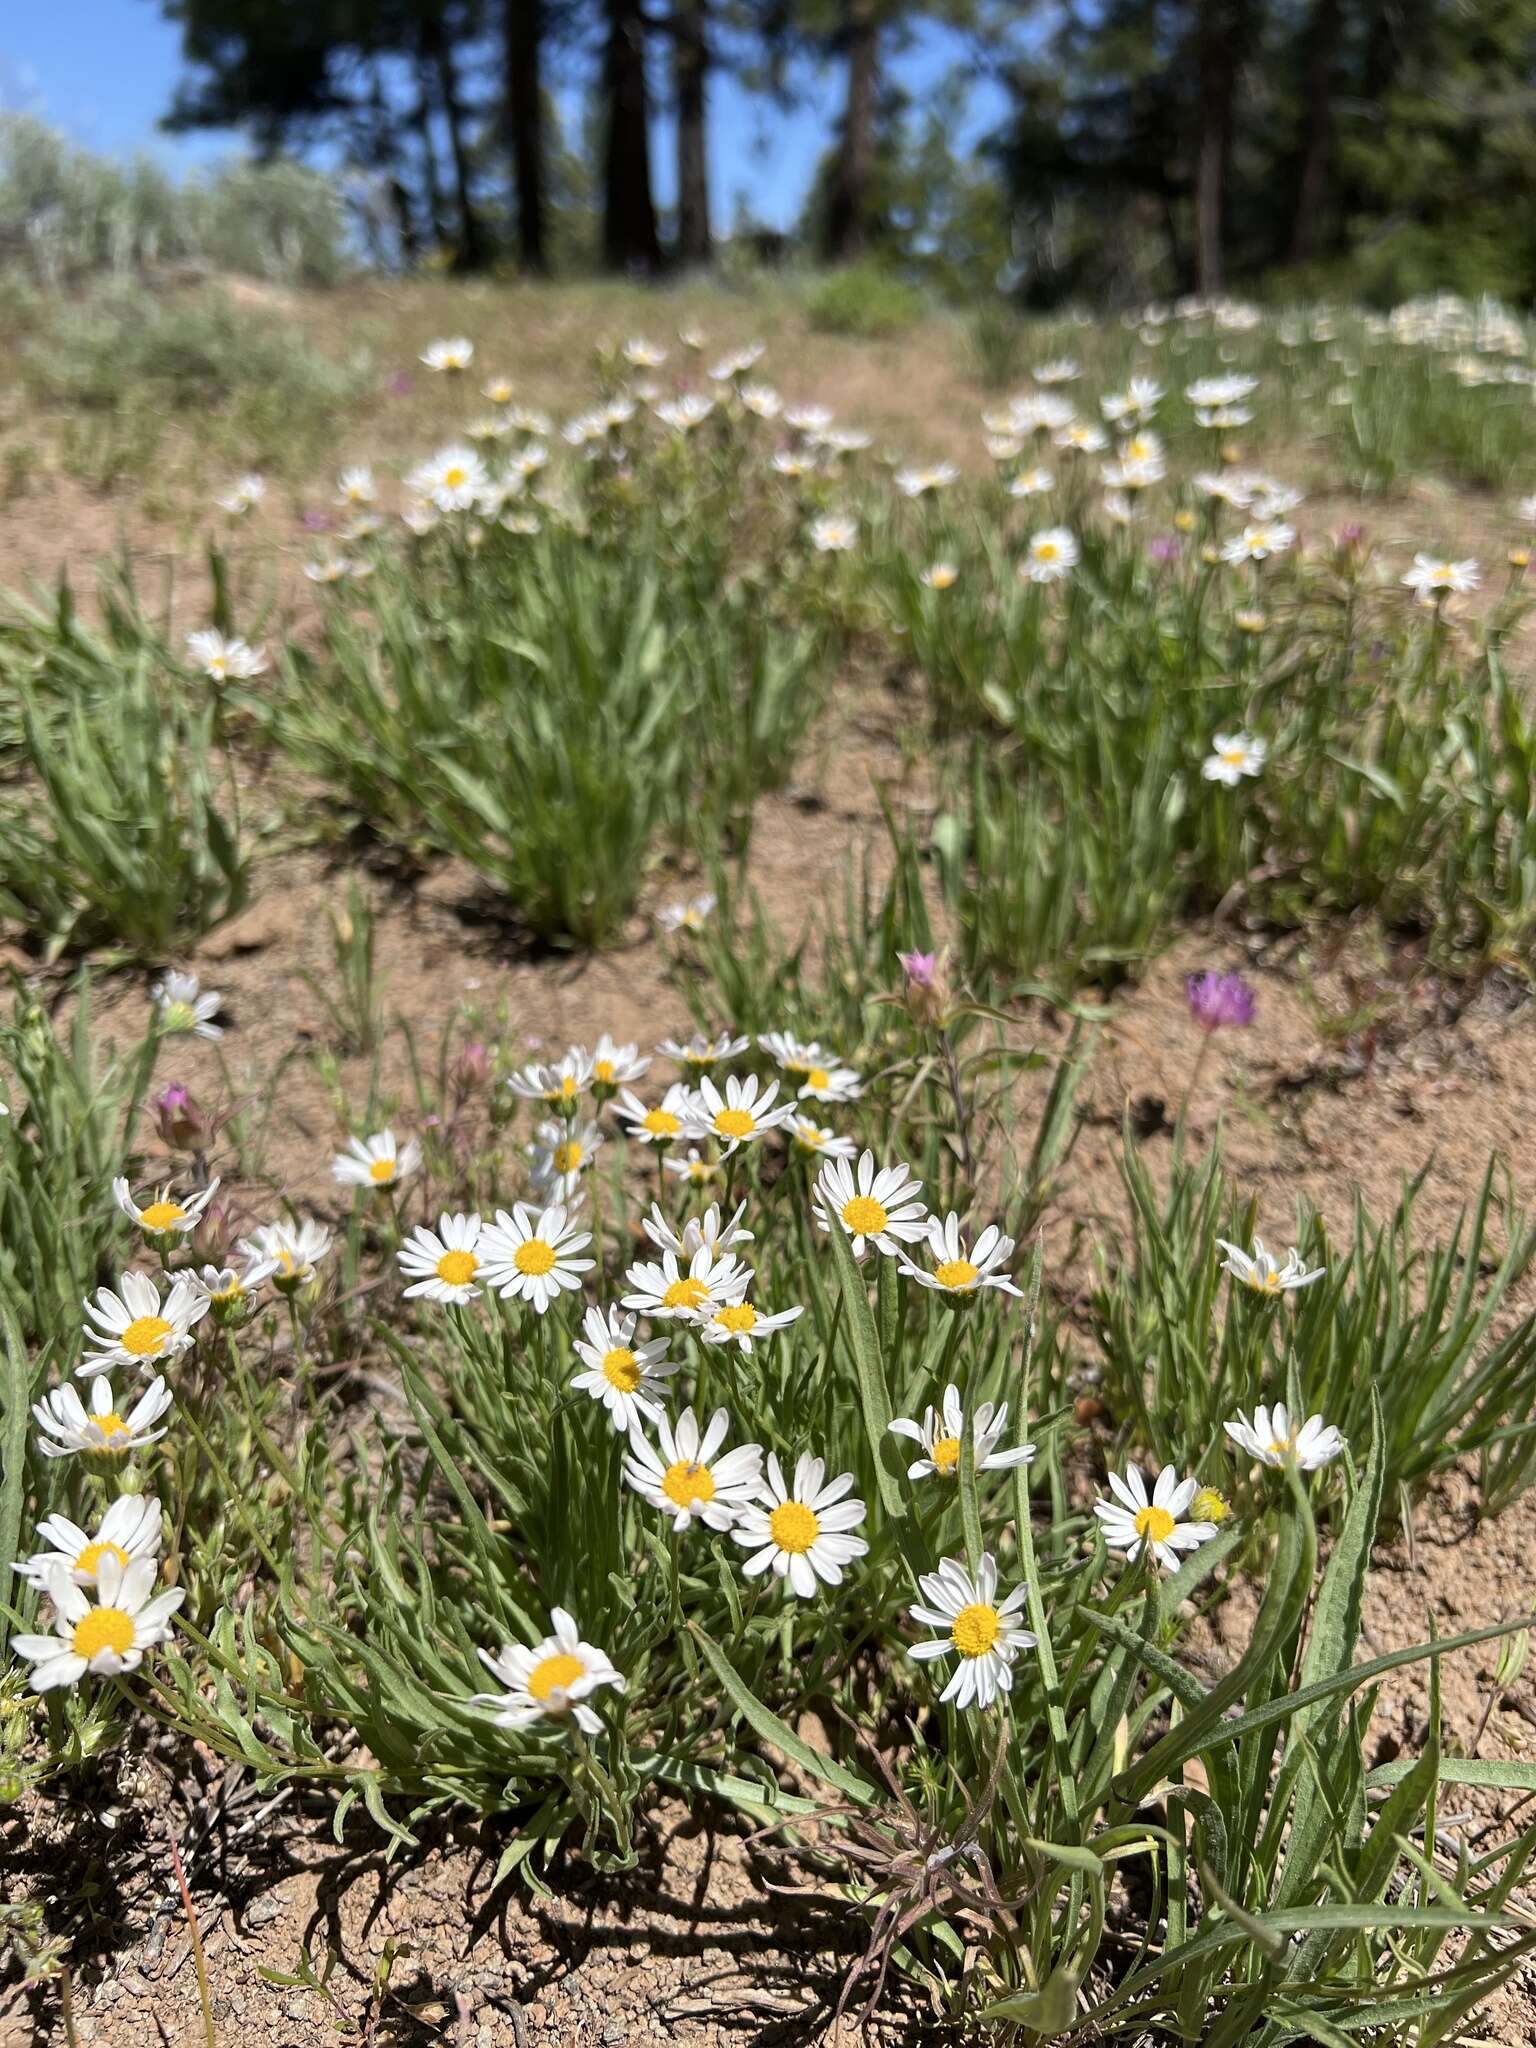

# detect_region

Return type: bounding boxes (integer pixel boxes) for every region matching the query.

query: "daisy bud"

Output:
[452,1041,492,1098]
[1191,1485,1232,1525]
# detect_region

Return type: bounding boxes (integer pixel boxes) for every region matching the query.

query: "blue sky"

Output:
[0,3,1009,232]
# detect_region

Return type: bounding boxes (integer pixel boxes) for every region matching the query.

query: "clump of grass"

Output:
[807,262,925,339]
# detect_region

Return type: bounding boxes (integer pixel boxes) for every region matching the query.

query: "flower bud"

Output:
[155,1084,207,1152]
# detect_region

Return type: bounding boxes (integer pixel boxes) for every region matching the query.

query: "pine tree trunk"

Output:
[825,0,878,262]
[1194,0,1237,294]
[674,0,711,267]
[603,0,661,272]
[505,0,548,271]
[1288,0,1339,263]
[428,23,488,270]
[410,67,449,252]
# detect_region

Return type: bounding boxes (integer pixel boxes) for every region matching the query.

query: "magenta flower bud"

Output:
[897,949,949,1027]
[898,950,938,988]
[155,1083,207,1150]
[1185,971,1257,1035]
[452,1041,491,1095]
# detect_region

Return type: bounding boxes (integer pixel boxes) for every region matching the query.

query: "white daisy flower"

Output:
[571,1306,677,1432]
[406,444,487,513]
[1402,553,1480,601]
[920,562,959,590]
[590,1035,649,1091]
[470,1608,624,1734]
[421,336,474,372]
[789,1117,857,1161]
[623,1405,763,1532]
[1216,1237,1325,1296]
[152,969,222,1040]
[1007,466,1055,499]
[810,514,858,553]
[479,1202,594,1313]
[528,1119,602,1202]
[739,382,782,419]
[889,1383,1035,1482]
[397,1212,485,1304]
[1186,373,1258,408]
[336,465,376,506]
[112,1176,221,1239]
[797,1060,862,1105]
[640,1200,753,1261]
[895,463,958,498]
[1094,1464,1217,1572]
[785,403,833,435]
[812,1151,929,1260]
[16,1495,163,1591]
[80,1271,208,1379]
[185,629,267,681]
[1022,527,1079,583]
[907,1552,1035,1710]
[655,393,715,433]
[732,1452,867,1598]
[698,1293,804,1353]
[758,1030,824,1077]
[191,1256,274,1320]
[664,1146,720,1186]
[614,1083,691,1145]
[1054,421,1107,453]
[239,1218,332,1292]
[507,1048,595,1111]
[34,1376,173,1462]
[1202,732,1266,785]
[1220,521,1294,565]
[1226,1401,1346,1471]
[656,895,716,935]
[1518,493,1536,525]
[897,1215,1022,1300]
[332,1129,422,1190]
[623,336,668,368]
[215,473,265,516]
[482,375,515,404]
[13,1555,184,1692]
[685,1073,793,1155]
[621,1243,751,1320]
[1034,358,1080,384]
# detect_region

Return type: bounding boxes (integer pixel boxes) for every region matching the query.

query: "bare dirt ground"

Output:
[4,282,1536,2043]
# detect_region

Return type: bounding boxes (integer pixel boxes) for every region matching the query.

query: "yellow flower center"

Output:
[593,1060,615,1083]
[1134,1504,1177,1545]
[1191,1487,1231,1523]
[951,1603,1001,1657]
[1035,541,1059,562]
[558,1075,579,1098]
[1221,747,1247,766]
[662,1459,715,1509]
[662,1276,709,1311]
[806,1068,832,1092]
[714,1108,756,1141]
[527,1651,586,1704]
[841,1196,888,1238]
[552,1142,583,1175]
[514,1239,556,1277]
[602,1347,641,1392]
[795,1123,824,1148]
[436,1250,479,1287]
[162,1001,196,1032]
[138,1201,187,1233]
[369,1158,396,1183]
[930,1435,962,1474]
[91,1413,129,1442]
[71,1607,136,1659]
[931,567,956,588]
[933,1259,979,1291]
[75,1540,130,1579]
[121,1316,173,1358]
[768,1501,819,1554]
[443,465,467,489]
[643,1108,681,1137]
[714,1303,758,1335]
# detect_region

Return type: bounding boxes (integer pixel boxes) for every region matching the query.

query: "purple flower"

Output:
[1147,535,1179,564]
[388,371,413,397]
[154,1083,207,1150]
[898,950,938,989]
[1185,971,1256,1035]
[301,508,331,533]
